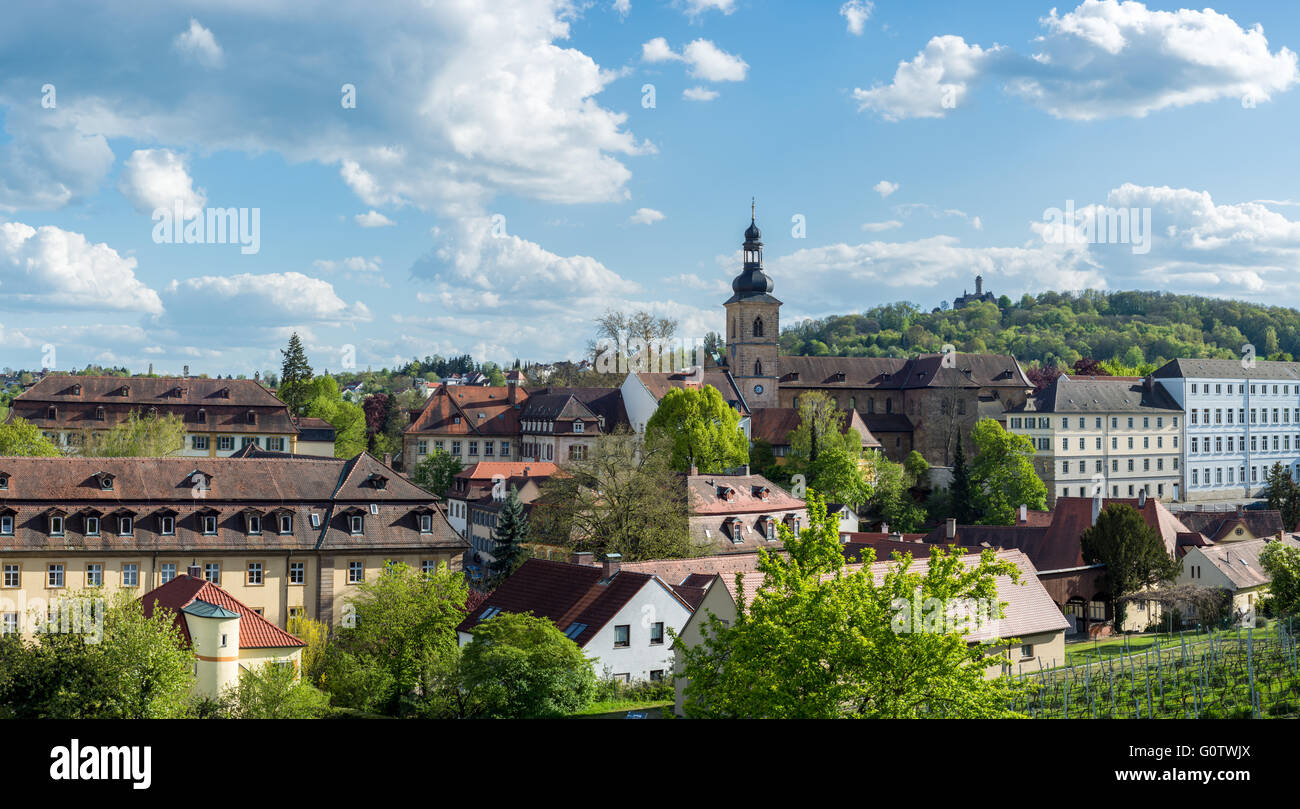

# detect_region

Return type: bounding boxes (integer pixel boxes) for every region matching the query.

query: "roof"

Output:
[140,573,305,649]
[404,385,523,436]
[453,461,558,483]
[778,353,1030,391]
[838,531,943,563]
[631,369,750,415]
[687,472,805,516]
[455,558,691,646]
[1008,374,1182,414]
[749,407,881,448]
[1153,358,1300,381]
[1193,536,1300,589]
[522,387,630,430]
[1175,509,1285,542]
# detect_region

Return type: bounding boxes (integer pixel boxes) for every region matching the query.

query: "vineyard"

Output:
[1014,621,1300,718]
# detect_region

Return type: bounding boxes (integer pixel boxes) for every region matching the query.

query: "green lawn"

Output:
[1064,620,1281,666]
[569,698,672,718]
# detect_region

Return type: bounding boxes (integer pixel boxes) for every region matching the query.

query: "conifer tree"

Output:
[949,434,975,524]
[489,486,531,582]
[279,333,314,415]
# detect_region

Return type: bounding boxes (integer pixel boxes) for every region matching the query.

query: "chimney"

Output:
[571,551,595,566]
[383,452,393,468]
[880,522,889,535]
[188,564,203,580]
[603,553,622,579]
[945,518,956,540]
[742,464,750,476]
[507,379,518,405]
[689,464,699,476]
[1237,505,1244,517]
[1018,504,1027,524]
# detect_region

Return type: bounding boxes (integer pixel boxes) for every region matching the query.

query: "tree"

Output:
[459,612,597,718]
[968,418,1047,525]
[676,492,1025,718]
[1260,541,1300,616]
[645,386,747,474]
[301,376,367,457]
[224,662,331,719]
[489,485,532,582]
[533,429,695,561]
[322,561,468,715]
[412,449,463,496]
[279,333,314,415]
[1263,462,1295,511]
[287,614,329,685]
[1080,503,1181,630]
[785,391,869,506]
[864,451,926,532]
[81,411,185,456]
[949,436,975,524]
[0,418,61,456]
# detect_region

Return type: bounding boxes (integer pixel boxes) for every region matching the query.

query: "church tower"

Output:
[724,205,780,409]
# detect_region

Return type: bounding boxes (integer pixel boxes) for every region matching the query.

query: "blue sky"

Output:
[3,0,1300,377]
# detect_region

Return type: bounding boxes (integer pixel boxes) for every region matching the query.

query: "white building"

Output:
[1153,358,1300,502]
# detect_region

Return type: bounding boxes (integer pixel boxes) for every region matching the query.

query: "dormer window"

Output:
[453,416,461,424]
[46,406,56,420]
[350,515,364,535]
[219,387,230,399]
[95,407,105,421]
[197,409,207,424]
[573,421,585,433]
[246,514,262,535]
[49,514,64,536]
[279,514,293,534]
[118,516,133,537]
[159,515,175,535]
[202,515,218,535]
[0,474,8,490]
[70,383,82,396]
[246,411,257,426]
[85,516,100,536]
[367,474,388,490]
[97,474,115,491]
[0,514,13,536]
[118,385,130,397]
[419,513,433,533]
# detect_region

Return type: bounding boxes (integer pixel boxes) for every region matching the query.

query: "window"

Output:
[202,515,218,535]
[86,563,103,587]
[118,516,133,536]
[204,563,221,584]
[85,516,100,536]
[419,513,432,533]
[161,563,177,583]
[289,561,305,585]
[614,625,630,648]
[451,441,461,456]
[1,612,16,635]
[650,622,665,645]
[122,563,139,587]
[267,437,285,452]
[421,560,436,575]
[3,564,18,588]
[48,564,64,588]
[288,607,304,619]
[197,409,207,424]
[418,440,428,455]
[247,515,261,535]
[310,513,321,529]
[192,435,208,451]
[348,561,364,584]
[279,514,292,534]
[350,515,363,535]
[468,441,479,456]
[500,441,510,456]
[217,436,234,452]
[649,670,664,682]
[0,475,7,490]
[49,515,64,536]
[1020,644,1034,659]
[247,562,263,586]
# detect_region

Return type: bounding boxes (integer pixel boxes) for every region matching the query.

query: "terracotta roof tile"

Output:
[140,573,305,649]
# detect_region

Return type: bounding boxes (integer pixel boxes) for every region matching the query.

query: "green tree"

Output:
[949,436,975,524]
[645,385,748,473]
[489,485,532,582]
[676,492,1025,718]
[224,662,331,719]
[1260,541,1300,616]
[864,451,926,532]
[786,391,869,506]
[81,411,185,456]
[1080,503,1181,630]
[459,612,597,718]
[412,449,463,495]
[1263,462,1295,511]
[287,614,329,685]
[0,417,61,456]
[968,418,1047,525]
[279,332,314,415]
[301,376,367,457]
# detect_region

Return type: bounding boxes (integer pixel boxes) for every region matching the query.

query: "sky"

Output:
[3,0,1300,377]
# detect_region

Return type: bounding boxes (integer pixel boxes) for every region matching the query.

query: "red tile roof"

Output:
[688,472,804,516]
[140,573,305,649]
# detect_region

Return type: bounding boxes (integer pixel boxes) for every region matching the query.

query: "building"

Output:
[455,554,696,682]
[1153,358,1300,502]
[139,567,306,699]
[518,387,628,463]
[401,382,525,471]
[7,375,333,457]
[951,275,997,310]
[1174,506,1285,543]
[442,460,558,580]
[1177,535,1300,621]
[1005,374,1183,504]
[748,406,880,464]
[722,212,781,410]
[292,417,338,456]
[621,368,750,436]
[687,470,807,554]
[0,453,467,634]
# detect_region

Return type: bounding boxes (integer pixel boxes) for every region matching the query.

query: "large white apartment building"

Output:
[1153,358,1300,502]
[1006,375,1183,505]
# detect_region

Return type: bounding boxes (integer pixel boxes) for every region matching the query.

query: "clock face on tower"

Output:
[753,384,764,394]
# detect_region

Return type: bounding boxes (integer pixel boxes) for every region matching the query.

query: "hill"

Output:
[779,290,1300,372]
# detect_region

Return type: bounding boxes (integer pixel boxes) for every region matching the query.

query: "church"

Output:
[711,212,1034,466]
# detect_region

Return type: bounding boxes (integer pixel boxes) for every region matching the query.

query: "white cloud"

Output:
[642,38,748,82]
[683,86,720,101]
[118,149,206,216]
[628,208,665,225]
[680,0,736,19]
[313,256,383,274]
[0,222,162,313]
[162,272,371,325]
[840,1,873,36]
[0,109,115,212]
[874,180,899,198]
[856,1,1299,121]
[861,220,903,232]
[354,210,395,228]
[613,0,631,18]
[172,19,224,69]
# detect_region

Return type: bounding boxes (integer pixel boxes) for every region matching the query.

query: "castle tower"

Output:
[724,204,781,409]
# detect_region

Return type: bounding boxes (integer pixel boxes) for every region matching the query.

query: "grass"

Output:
[569,698,673,718]
[1064,620,1280,666]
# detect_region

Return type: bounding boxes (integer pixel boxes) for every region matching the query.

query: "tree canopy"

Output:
[968,418,1048,525]
[645,385,748,474]
[1080,503,1181,629]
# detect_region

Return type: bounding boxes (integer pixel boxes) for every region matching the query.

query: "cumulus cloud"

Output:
[313,256,383,274]
[0,109,115,212]
[354,210,395,228]
[628,207,665,225]
[162,272,371,326]
[118,149,206,216]
[683,86,719,101]
[874,180,899,198]
[613,0,631,18]
[861,220,903,232]
[840,1,873,36]
[856,0,1299,121]
[0,222,162,313]
[679,0,735,19]
[642,38,748,82]
[173,18,224,69]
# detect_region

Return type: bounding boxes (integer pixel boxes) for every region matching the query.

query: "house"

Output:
[517,387,628,463]
[401,382,526,471]
[748,406,881,463]
[1173,506,1285,542]
[291,416,337,456]
[1004,374,1183,504]
[341,382,366,403]
[442,460,558,580]
[1178,535,1300,621]
[648,547,1069,716]
[139,566,306,699]
[455,554,696,682]
[621,367,750,436]
[0,453,467,634]
[687,470,807,554]
[7,375,331,457]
